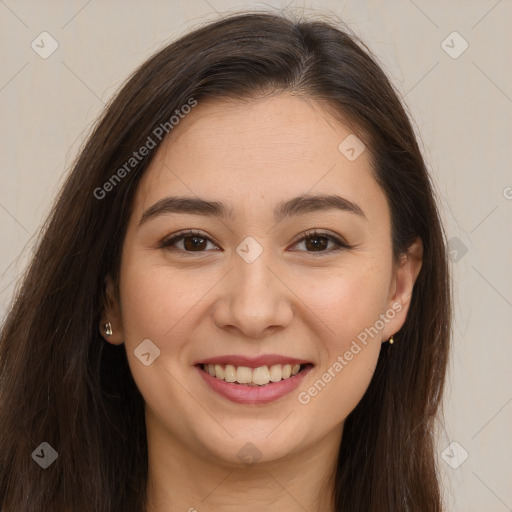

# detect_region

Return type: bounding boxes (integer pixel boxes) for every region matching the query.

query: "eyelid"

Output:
[159,229,221,251]
[159,229,351,254]
[289,229,350,249]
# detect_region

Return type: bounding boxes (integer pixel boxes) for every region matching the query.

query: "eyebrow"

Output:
[139,194,366,226]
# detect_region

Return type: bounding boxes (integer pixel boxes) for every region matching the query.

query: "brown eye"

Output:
[160,230,218,252]
[160,229,349,255]
[291,230,349,253]
[304,234,329,251]
[182,235,208,251]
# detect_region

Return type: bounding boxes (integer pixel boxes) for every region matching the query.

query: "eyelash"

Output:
[159,229,351,255]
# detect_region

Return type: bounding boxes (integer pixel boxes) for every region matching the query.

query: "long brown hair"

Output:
[0,11,451,511]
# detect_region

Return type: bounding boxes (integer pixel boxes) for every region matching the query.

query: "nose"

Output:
[211,252,293,339]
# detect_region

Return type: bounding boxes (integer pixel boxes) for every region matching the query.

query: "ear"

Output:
[98,275,124,345]
[381,237,423,342]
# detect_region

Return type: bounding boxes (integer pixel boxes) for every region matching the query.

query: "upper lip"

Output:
[196,354,313,368]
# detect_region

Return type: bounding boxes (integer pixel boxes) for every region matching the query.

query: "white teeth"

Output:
[269,364,282,382]
[202,363,305,386]
[252,366,270,385]
[214,364,225,380]
[224,364,236,382]
[236,366,252,384]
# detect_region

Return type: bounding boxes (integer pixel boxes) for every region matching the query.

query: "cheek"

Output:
[119,259,208,344]
[117,260,204,414]
[293,260,389,345]
[299,344,381,429]
[292,264,386,420]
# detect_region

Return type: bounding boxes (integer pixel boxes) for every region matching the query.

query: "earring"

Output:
[104,322,113,336]
[388,335,394,344]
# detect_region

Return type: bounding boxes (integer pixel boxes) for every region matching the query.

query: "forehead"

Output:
[134,94,387,222]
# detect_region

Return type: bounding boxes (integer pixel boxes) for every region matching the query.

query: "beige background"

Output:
[1,1,511,510]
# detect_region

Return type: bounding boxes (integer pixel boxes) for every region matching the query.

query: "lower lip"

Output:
[196,365,313,404]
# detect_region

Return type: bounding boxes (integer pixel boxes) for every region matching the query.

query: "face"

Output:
[101,93,421,467]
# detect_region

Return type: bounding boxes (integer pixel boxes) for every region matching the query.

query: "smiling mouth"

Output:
[197,363,313,386]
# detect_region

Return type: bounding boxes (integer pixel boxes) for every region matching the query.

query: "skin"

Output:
[100,93,422,512]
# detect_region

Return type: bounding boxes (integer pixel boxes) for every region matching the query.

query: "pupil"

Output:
[181,235,328,252]
[184,236,206,251]
[306,236,327,251]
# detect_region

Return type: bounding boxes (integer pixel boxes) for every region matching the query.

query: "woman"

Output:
[0,11,451,512]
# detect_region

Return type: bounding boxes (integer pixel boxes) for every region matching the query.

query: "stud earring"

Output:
[104,322,113,336]
[388,335,394,344]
